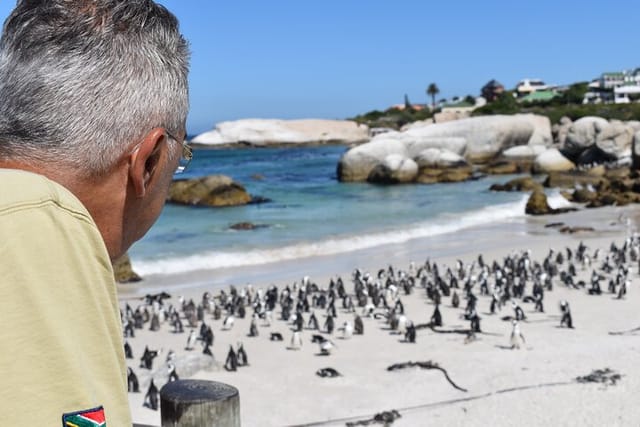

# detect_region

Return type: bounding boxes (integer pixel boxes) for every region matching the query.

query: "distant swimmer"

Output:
[510,320,525,350]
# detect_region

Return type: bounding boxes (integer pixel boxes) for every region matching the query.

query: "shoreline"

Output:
[122,205,640,426]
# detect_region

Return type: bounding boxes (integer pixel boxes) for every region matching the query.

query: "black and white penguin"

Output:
[168,362,179,382]
[430,304,443,327]
[124,341,133,359]
[224,345,238,371]
[289,330,303,350]
[127,367,139,393]
[354,314,364,335]
[236,343,248,366]
[308,311,319,330]
[316,367,342,378]
[249,315,259,337]
[139,346,158,370]
[559,300,574,328]
[185,329,197,351]
[451,290,460,308]
[324,315,335,334]
[510,320,525,349]
[143,380,159,410]
[404,322,416,343]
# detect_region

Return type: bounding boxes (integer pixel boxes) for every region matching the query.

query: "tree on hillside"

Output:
[404,94,412,110]
[427,83,439,110]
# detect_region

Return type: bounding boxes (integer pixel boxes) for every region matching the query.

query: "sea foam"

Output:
[133,194,541,276]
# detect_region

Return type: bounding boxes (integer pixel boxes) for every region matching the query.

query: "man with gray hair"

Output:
[0,1,190,424]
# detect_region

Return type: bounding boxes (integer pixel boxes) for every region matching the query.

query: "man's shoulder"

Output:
[0,168,89,219]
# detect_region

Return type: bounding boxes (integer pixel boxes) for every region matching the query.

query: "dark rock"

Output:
[559,226,595,234]
[113,254,142,283]
[229,222,268,231]
[416,166,473,184]
[571,188,598,203]
[481,160,531,175]
[544,171,604,189]
[525,189,578,215]
[490,176,542,192]
[168,175,252,207]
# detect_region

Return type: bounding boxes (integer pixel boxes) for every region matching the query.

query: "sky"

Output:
[0,1,639,135]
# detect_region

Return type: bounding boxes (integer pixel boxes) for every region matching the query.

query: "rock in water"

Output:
[113,253,141,283]
[525,189,553,215]
[168,175,252,207]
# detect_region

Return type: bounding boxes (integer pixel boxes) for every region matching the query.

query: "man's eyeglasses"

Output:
[166,130,192,174]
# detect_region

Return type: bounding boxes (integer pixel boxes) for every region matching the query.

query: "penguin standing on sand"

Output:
[430,304,443,327]
[512,301,526,321]
[324,315,335,334]
[249,315,259,337]
[143,380,159,410]
[340,321,353,339]
[308,311,319,330]
[559,300,574,328]
[127,367,139,393]
[510,320,525,349]
[124,341,133,359]
[289,330,303,350]
[224,345,238,371]
[405,322,416,343]
[236,343,248,366]
[451,291,460,308]
[185,329,197,351]
[354,314,364,335]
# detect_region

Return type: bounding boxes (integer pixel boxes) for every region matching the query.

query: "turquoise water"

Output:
[129,145,553,275]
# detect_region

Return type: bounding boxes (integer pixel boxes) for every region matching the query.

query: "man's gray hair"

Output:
[0,0,190,176]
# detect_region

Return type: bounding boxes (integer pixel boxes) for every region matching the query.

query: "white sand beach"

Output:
[123,205,640,427]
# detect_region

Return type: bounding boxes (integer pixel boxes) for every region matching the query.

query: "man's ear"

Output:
[129,128,167,198]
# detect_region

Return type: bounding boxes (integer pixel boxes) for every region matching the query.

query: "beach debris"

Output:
[387,361,467,392]
[316,367,342,378]
[346,409,401,426]
[575,368,622,386]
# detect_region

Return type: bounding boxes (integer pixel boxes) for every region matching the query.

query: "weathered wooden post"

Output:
[160,380,240,427]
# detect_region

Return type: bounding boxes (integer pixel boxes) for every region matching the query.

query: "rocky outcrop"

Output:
[113,254,141,283]
[168,175,252,207]
[191,119,370,147]
[368,155,418,184]
[338,114,552,183]
[525,189,577,215]
[532,148,575,174]
[564,116,609,157]
[633,130,640,171]
[490,176,542,192]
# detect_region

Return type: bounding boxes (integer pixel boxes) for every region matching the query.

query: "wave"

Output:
[133,193,557,276]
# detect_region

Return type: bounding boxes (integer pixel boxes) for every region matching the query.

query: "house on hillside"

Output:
[584,68,640,104]
[515,79,550,97]
[481,79,505,102]
[519,90,559,103]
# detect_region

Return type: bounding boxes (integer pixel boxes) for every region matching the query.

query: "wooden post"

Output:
[160,380,240,427]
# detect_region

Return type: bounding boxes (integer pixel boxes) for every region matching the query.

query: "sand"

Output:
[123,205,640,427]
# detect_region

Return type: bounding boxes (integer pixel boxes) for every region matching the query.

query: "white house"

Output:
[515,79,549,96]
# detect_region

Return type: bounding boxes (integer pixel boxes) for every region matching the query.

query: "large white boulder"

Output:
[533,148,575,174]
[414,148,467,169]
[191,119,369,146]
[564,116,609,156]
[367,155,418,184]
[595,121,634,159]
[502,144,548,160]
[337,138,408,182]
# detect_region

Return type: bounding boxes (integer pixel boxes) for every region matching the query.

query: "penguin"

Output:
[203,343,213,356]
[451,291,460,308]
[139,346,158,370]
[430,304,443,327]
[143,380,159,410]
[340,321,353,339]
[249,316,259,337]
[354,314,364,335]
[512,301,526,321]
[559,300,574,329]
[224,345,238,371]
[405,322,416,343]
[308,311,319,330]
[168,362,179,382]
[236,343,249,366]
[318,338,335,355]
[124,341,133,359]
[270,332,284,341]
[396,314,408,336]
[185,329,197,351]
[324,315,335,334]
[223,314,235,330]
[316,367,342,378]
[289,330,303,350]
[127,367,139,393]
[510,320,525,349]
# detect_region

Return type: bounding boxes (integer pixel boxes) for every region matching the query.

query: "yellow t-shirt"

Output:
[0,169,132,426]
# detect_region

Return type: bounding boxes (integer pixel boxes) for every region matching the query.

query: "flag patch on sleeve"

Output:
[62,406,106,427]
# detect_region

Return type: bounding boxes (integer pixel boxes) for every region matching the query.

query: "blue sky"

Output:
[1,1,638,134]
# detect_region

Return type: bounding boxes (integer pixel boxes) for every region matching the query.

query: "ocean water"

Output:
[129,145,570,276]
